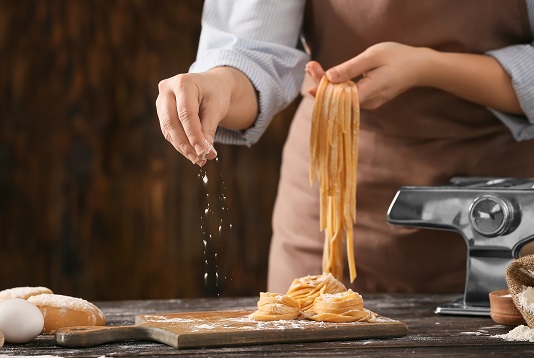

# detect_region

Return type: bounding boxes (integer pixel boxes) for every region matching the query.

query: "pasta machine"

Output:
[387,177,534,316]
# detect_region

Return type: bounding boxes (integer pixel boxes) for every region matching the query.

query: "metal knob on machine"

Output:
[469,194,514,237]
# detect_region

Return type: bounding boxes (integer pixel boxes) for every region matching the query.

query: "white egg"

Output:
[0,298,44,343]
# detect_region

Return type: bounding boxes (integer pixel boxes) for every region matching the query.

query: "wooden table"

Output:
[1,294,532,357]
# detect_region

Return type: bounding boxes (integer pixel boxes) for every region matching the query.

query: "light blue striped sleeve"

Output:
[189,0,309,146]
[486,0,534,141]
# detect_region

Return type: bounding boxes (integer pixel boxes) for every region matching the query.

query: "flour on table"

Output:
[148,316,195,323]
[460,331,487,336]
[193,324,216,331]
[493,325,534,342]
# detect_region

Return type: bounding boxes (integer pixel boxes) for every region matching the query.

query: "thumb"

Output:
[199,114,219,161]
[326,53,375,83]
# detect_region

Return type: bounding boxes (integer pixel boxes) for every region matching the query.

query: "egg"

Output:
[0,298,44,343]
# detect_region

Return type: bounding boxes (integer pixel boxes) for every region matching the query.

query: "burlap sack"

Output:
[506,255,534,328]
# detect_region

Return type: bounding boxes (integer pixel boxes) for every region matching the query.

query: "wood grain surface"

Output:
[0,0,297,300]
[55,310,408,349]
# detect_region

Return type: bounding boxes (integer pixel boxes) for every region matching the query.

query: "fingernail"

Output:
[204,139,217,158]
[194,144,205,156]
[197,159,207,167]
[326,69,336,82]
[188,153,199,164]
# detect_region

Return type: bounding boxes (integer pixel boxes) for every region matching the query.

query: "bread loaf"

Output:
[28,294,106,333]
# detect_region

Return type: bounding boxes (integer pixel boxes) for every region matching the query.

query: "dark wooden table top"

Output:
[1,294,532,357]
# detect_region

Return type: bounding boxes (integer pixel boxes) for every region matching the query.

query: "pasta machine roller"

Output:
[387,177,534,316]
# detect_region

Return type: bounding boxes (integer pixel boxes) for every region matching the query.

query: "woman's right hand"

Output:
[156,67,258,166]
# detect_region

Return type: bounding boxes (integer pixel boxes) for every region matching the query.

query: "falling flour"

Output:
[198,163,232,296]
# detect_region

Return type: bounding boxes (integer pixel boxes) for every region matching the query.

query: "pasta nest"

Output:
[286,273,347,311]
[304,289,377,323]
[248,292,300,321]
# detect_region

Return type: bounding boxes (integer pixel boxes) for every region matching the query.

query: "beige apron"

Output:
[268,0,534,294]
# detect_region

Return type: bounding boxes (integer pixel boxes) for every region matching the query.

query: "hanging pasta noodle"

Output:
[310,76,360,283]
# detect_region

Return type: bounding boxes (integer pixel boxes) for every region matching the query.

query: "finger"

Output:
[201,137,218,161]
[173,75,210,158]
[306,61,326,97]
[156,89,199,164]
[354,76,370,105]
[356,76,387,110]
[198,105,221,161]
[305,61,325,83]
[326,52,376,83]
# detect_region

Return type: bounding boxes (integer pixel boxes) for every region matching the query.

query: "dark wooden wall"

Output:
[0,0,298,300]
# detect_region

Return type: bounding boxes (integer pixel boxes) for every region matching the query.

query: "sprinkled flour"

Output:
[143,312,396,333]
[0,286,52,300]
[459,330,488,336]
[27,293,97,312]
[149,316,195,323]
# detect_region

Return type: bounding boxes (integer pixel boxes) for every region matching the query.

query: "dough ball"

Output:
[28,294,106,334]
[0,298,44,343]
[0,286,53,301]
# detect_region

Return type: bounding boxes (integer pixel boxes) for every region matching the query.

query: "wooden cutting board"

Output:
[55,310,408,349]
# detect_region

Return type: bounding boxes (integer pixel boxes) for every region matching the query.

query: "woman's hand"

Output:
[156,67,258,166]
[307,41,522,115]
[306,42,430,110]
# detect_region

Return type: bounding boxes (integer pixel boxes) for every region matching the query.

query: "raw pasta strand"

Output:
[328,86,343,187]
[343,87,356,228]
[310,76,329,185]
[346,84,359,282]
[350,84,360,225]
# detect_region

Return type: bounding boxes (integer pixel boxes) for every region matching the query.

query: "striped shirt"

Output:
[189,0,534,145]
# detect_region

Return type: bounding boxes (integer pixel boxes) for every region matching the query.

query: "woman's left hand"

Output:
[306,41,522,115]
[306,42,431,110]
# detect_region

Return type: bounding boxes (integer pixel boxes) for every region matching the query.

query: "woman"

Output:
[156,0,534,294]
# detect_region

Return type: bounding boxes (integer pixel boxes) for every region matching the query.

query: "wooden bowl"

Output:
[489,289,526,326]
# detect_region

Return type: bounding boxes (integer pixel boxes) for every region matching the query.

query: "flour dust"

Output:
[198,157,232,297]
